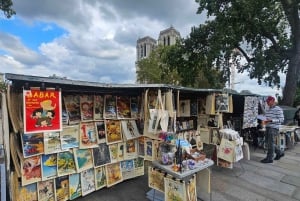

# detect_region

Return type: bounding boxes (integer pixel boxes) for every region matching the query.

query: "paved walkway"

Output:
[77,142,300,201]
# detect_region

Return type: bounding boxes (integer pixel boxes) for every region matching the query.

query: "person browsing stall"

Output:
[261,96,284,163]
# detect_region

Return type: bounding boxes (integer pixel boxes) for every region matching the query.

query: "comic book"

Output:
[22,132,44,158]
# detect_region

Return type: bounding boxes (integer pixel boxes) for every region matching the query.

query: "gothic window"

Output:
[167,36,170,46]
[140,45,143,58]
[144,44,146,57]
[164,37,166,46]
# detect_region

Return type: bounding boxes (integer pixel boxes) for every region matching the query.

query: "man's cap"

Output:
[266,96,275,103]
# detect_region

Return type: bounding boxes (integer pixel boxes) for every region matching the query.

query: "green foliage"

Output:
[0,0,16,18]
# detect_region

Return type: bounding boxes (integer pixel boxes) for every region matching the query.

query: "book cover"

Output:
[63,95,81,125]
[95,121,106,144]
[95,165,107,190]
[41,153,57,181]
[21,155,42,186]
[44,131,62,154]
[116,96,131,119]
[80,95,94,121]
[124,139,137,160]
[22,132,44,158]
[60,125,80,150]
[37,179,56,201]
[79,122,98,149]
[94,95,104,120]
[55,175,69,201]
[23,88,62,134]
[69,173,82,200]
[104,95,117,119]
[81,168,95,196]
[121,120,141,140]
[105,120,122,144]
[108,143,119,163]
[106,162,123,187]
[57,150,76,176]
[92,143,111,167]
[74,148,94,172]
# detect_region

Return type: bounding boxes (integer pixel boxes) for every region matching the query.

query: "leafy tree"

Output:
[0,0,15,18]
[193,0,300,106]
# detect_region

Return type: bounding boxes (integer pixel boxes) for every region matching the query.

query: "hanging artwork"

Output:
[133,157,144,177]
[95,165,107,190]
[130,96,140,119]
[60,125,80,150]
[41,153,57,181]
[106,162,123,187]
[79,122,98,149]
[23,88,62,133]
[22,132,44,158]
[104,95,117,119]
[21,155,42,186]
[74,148,94,172]
[144,138,154,161]
[179,99,191,117]
[215,93,229,113]
[108,143,119,163]
[124,139,138,160]
[121,120,141,140]
[148,167,165,192]
[16,182,38,201]
[37,179,55,201]
[63,95,81,125]
[138,136,145,156]
[44,131,62,154]
[95,121,106,144]
[105,120,123,144]
[57,150,76,176]
[117,96,131,118]
[121,159,135,180]
[242,96,259,129]
[80,94,94,121]
[117,142,124,161]
[164,177,187,201]
[186,176,197,201]
[69,173,82,200]
[94,95,104,120]
[55,175,69,201]
[92,143,111,167]
[81,168,96,196]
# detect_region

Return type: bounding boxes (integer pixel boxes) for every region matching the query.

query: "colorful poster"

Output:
[80,95,94,121]
[121,120,141,140]
[164,177,187,201]
[57,150,76,176]
[60,125,80,150]
[106,162,123,187]
[105,120,122,144]
[44,131,62,154]
[41,153,57,181]
[95,121,106,144]
[22,132,44,158]
[23,88,62,133]
[95,165,107,190]
[21,155,42,186]
[74,148,94,172]
[16,182,38,201]
[104,95,117,119]
[81,168,96,196]
[117,96,131,119]
[79,122,98,149]
[92,143,111,167]
[63,95,81,125]
[37,179,56,201]
[55,175,69,201]
[94,95,104,120]
[69,173,82,200]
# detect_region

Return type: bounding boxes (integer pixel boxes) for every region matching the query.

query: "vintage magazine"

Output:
[92,143,111,167]
[55,175,69,201]
[124,139,138,160]
[121,120,141,140]
[105,120,123,144]
[44,131,63,154]
[23,88,62,133]
[74,148,94,172]
[148,167,165,193]
[81,168,96,196]
[164,177,187,201]
[22,132,44,158]
[106,162,123,187]
[16,182,38,201]
[60,125,80,150]
[41,153,57,181]
[108,143,119,163]
[95,121,106,144]
[94,95,104,120]
[21,155,42,186]
[69,173,82,200]
[120,159,135,180]
[37,179,56,201]
[80,95,94,121]
[104,95,117,119]
[117,96,131,119]
[63,94,81,125]
[57,150,76,176]
[79,121,98,149]
[95,165,107,190]
[133,157,144,177]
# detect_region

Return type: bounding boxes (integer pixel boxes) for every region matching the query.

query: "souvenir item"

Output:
[95,121,106,144]
[130,96,139,119]
[44,131,62,154]
[106,162,123,187]
[148,167,165,192]
[117,96,131,118]
[121,120,141,140]
[23,88,62,133]
[164,177,187,201]
[215,93,229,113]
[21,155,42,186]
[94,95,104,120]
[133,157,144,177]
[63,95,81,125]
[186,176,197,201]
[16,182,38,201]
[95,165,107,190]
[37,179,55,201]
[105,120,122,144]
[41,153,57,181]
[69,173,82,200]
[108,143,119,163]
[79,122,98,149]
[92,143,111,167]
[117,142,124,161]
[124,139,137,160]
[104,95,117,119]
[80,95,94,121]
[217,138,235,162]
[74,148,94,172]
[242,96,259,129]
[60,125,80,150]
[22,132,44,158]
[121,159,135,180]
[81,168,95,196]
[57,150,76,176]
[138,136,145,156]
[179,99,191,117]
[55,175,69,201]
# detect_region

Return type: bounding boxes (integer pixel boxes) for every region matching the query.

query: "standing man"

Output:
[261,96,285,163]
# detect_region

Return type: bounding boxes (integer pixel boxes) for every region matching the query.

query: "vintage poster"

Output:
[130,96,140,119]
[41,153,57,181]
[133,157,144,177]
[148,167,165,193]
[81,168,96,196]
[106,162,123,187]
[22,132,44,158]
[164,177,187,201]
[124,139,137,160]
[95,166,107,190]
[138,136,145,156]
[63,95,81,125]
[105,120,123,144]
[60,125,80,150]
[74,148,94,172]
[37,179,56,201]
[144,138,154,161]
[79,121,98,149]
[215,93,229,113]
[80,94,94,121]
[108,143,119,163]
[120,159,135,180]
[117,142,124,161]
[55,175,69,201]
[94,95,104,120]
[23,88,62,133]
[186,176,197,201]
[92,143,111,167]
[21,155,42,186]
[116,96,131,119]
[44,131,63,154]
[69,173,82,200]
[57,150,76,176]
[16,182,38,201]
[121,120,141,140]
[104,95,117,119]
[61,98,69,125]
[95,121,106,144]
[179,99,191,117]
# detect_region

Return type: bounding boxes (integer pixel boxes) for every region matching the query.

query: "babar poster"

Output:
[24,88,62,133]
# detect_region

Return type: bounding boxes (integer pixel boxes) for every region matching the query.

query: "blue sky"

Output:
[0,0,283,97]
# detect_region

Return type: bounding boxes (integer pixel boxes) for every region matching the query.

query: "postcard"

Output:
[105,120,122,144]
[57,150,76,176]
[60,125,80,150]
[80,95,94,121]
[92,143,111,167]
[81,168,95,196]
[74,148,94,172]
[79,122,98,149]
[41,153,57,181]
[22,132,44,158]
[37,179,56,201]
[94,95,104,120]
[69,173,82,200]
